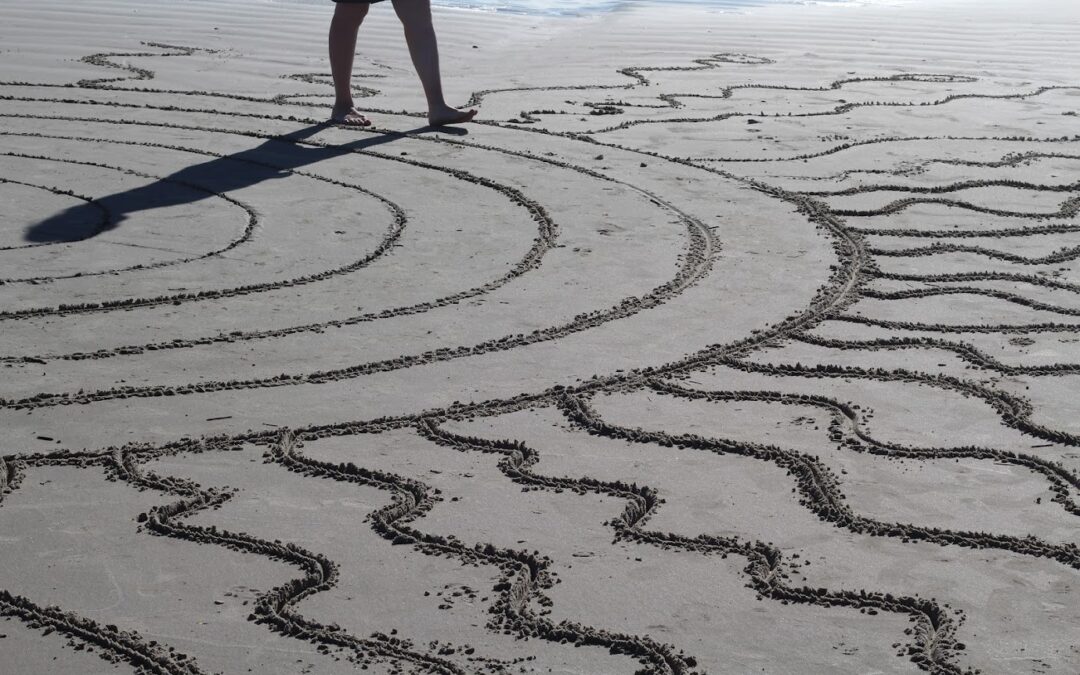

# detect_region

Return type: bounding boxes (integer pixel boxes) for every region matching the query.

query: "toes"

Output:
[330,113,372,127]
[330,105,372,126]
[348,109,372,126]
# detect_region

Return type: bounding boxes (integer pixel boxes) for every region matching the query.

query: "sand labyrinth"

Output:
[2,37,1080,675]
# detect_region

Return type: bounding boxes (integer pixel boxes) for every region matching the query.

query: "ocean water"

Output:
[428,0,885,16]
[286,0,905,18]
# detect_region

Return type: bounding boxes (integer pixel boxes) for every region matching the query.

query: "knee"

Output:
[392,0,432,29]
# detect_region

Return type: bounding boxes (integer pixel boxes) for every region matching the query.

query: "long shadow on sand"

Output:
[24,123,465,243]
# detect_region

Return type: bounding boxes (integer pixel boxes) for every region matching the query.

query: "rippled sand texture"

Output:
[1,0,1079,672]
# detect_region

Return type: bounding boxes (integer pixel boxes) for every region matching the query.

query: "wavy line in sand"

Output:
[715,356,1080,455]
[832,194,1080,220]
[695,135,1080,164]
[804,178,1080,198]
[834,313,1080,334]
[555,395,975,674]
[4,41,1080,674]
[26,41,1042,155]
[867,240,1080,264]
[2,42,379,108]
[110,444,467,674]
[795,331,1080,378]
[561,391,1080,572]
[860,286,1080,318]
[478,63,1010,136]
[774,150,1080,185]
[269,426,698,674]
[870,269,1080,294]
[646,376,1080,518]
[853,223,1080,238]
[582,80,1077,136]
[423,416,975,674]
[0,443,470,673]
[464,52,775,110]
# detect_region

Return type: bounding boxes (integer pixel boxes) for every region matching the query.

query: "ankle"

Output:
[333,100,355,111]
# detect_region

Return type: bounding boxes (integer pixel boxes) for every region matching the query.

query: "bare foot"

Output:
[428,105,477,127]
[330,105,372,127]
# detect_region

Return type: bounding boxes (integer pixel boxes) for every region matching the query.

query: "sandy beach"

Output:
[1,0,1079,672]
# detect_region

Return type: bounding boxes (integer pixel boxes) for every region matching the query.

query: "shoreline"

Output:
[271,0,920,19]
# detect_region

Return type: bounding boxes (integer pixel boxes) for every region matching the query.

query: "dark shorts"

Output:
[333,0,386,3]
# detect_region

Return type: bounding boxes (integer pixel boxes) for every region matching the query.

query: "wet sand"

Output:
[1,0,1079,672]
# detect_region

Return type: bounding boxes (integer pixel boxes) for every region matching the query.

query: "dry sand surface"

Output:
[1,0,1079,672]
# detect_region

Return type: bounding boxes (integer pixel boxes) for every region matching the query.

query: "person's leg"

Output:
[391,0,476,126]
[329,2,371,125]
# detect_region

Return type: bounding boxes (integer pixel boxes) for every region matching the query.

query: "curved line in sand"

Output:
[0,113,669,366]
[694,135,1080,164]
[834,313,1080,334]
[867,241,1080,264]
[0,176,111,251]
[0,128,415,320]
[832,194,1080,220]
[854,223,1080,238]
[804,178,1080,198]
[0,111,722,408]
[5,41,1080,675]
[861,286,1080,318]
[0,589,209,675]
[870,269,1080,294]
[0,148,258,284]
